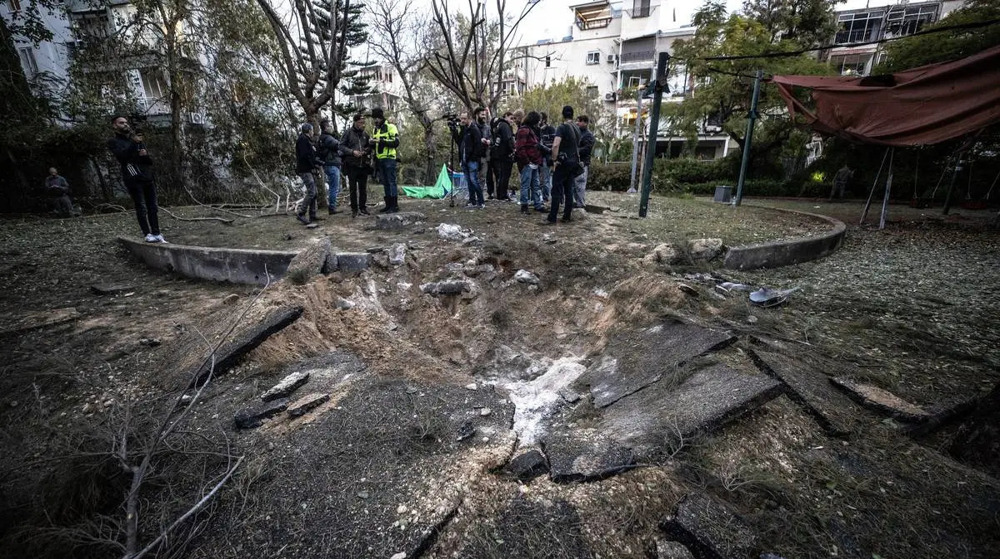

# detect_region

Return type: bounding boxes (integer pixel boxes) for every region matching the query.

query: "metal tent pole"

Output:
[879,148,895,230]
[861,147,890,225]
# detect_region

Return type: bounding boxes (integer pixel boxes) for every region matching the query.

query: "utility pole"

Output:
[733,69,763,207]
[639,52,670,218]
[628,75,647,193]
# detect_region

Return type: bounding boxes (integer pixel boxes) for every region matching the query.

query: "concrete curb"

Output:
[118,236,298,285]
[722,207,846,270]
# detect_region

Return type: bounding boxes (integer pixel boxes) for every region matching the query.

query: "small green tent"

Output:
[401,165,452,199]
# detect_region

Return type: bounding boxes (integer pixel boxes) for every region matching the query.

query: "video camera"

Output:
[444,113,460,128]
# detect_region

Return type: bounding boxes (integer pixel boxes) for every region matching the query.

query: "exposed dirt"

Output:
[1,194,998,559]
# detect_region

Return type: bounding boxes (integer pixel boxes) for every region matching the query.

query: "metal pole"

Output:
[879,147,894,230]
[628,85,644,193]
[861,147,890,224]
[639,52,670,218]
[732,69,763,207]
[942,158,962,215]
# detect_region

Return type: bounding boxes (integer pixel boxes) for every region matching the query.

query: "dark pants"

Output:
[126,180,160,235]
[298,171,318,218]
[52,194,74,217]
[488,158,513,200]
[376,158,398,197]
[547,164,575,222]
[346,166,369,211]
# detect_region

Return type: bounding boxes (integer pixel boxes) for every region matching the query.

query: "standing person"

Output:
[294,123,321,225]
[537,112,556,203]
[108,115,165,242]
[545,105,582,225]
[830,164,853,201]
[341,113,372,217]
[574,115,595,209]
[449,111,485,208]
[317,120,349,215]
[488,111,515,202]
[44,167,76,217]
[475,107,492,199]
[514,111,545,214]
[370,107,401,213]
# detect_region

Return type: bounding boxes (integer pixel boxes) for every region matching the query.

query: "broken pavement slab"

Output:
[234,398,289,429]
[598,364,783,458]
[285,237,332,278]
[830,377,930,423]
[585,321,737,408]
[261,371,311,402]
[542,430,636,482]
[660,493,758,559]
[334,252,372,274]
[287,392,330,417]
[187,305,304,387]
[749,348,867,436]
[503,448,549,481]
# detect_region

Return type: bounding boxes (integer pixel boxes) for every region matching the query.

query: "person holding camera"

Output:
[545,105,583,225]
[341,113,372,217]
[370,107,401,214]
[449,111,485,208]
[108,115,165,242]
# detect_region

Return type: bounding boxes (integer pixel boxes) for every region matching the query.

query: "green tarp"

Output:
[400,164,452,199]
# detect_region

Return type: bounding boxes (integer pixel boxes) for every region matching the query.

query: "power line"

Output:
[701,17,1000,62]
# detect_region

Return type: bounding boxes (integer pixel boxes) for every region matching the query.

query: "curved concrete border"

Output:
[119,236,298,285]
[722,208,846,270]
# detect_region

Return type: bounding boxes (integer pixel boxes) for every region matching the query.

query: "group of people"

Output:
[449,104,594,224]
[294,107,400,223]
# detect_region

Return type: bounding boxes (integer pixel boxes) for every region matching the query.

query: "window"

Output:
[7,0,22,12]
[586,51,600,65]
[632,0,651,18]
[573,2,612,30]
[545,56,551,68]
[627,75,646,88]
[835,10,884,44]
[18,47,37,77]
[885,5,939,38]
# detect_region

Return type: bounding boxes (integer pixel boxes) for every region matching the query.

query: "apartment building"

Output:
[827,0,966,76]
[3,0,204,124]
[511,0,735,159]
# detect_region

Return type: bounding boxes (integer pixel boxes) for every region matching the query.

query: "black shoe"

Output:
[351,209,358,218]
[561,217,572,223]
[379,196,392,213]
[534,206,547,213]
[296,215,310,225]
[360,207,370,215]
[329,208,341,215]
[541,218,557,225]
[388,195,399,213]
[521,204,528,214]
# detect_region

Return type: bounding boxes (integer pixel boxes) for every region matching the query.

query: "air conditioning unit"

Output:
[604,92,617,102]
[188,112,206,125]
[606,54,616,64]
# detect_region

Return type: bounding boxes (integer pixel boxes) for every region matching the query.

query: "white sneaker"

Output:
[144,234,156,242]
[153,234,168,243]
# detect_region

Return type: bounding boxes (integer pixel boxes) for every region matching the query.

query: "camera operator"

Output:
[108,115,165,243]
[448,111,485,208]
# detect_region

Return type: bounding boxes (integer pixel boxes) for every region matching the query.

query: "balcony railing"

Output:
[620,50,655,65]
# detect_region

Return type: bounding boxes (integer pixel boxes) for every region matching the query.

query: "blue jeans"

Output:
[377,158,398,197]
[539,164,552,201]
[324,165,341,209]
[463,160,483,205]
[519,165,542,208]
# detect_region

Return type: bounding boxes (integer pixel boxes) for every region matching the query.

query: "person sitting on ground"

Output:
[44,167,76,217]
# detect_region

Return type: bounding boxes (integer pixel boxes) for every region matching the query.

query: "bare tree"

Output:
[424,0,540,114]
[254,0,353,128]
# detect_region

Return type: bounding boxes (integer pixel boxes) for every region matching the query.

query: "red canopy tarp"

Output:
[772,45,1000,146]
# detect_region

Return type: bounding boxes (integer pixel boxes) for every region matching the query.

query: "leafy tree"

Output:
[877,0,1000,73]
[670,0,833,176]
[511,76,610,156]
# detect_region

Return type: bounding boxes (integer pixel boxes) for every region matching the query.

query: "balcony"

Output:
[572,1,612,31]
[620,50,655,65]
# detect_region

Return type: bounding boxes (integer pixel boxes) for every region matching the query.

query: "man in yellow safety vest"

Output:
[370,107,401,213]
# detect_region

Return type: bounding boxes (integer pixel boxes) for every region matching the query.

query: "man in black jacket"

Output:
[317,120,349,214]
[108,115,165,242]
[537,112,556,202]
[294,123,321,225]
[487,111,515,202]
[340,113,372,217]
[573,115,595,209]
[449,112,485,208]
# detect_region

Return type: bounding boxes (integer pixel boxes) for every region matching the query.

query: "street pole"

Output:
[639,52,670,218]
[733,69,763,207]
[628,84,644,193]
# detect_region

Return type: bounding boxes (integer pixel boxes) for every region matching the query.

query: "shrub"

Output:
[587,162,632,191]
